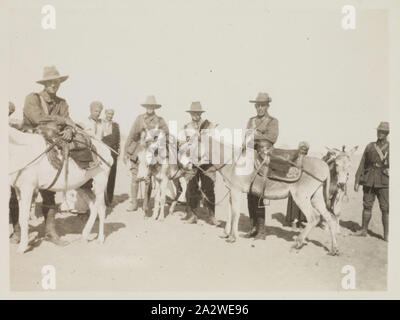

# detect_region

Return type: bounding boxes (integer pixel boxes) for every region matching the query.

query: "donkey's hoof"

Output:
[17,245,28,254]
[10,234,20,245]
[219,232,229,239]
[292,236,304,250]
[328,248,340,256]
[96,236,105,245]
[225,236,236,243]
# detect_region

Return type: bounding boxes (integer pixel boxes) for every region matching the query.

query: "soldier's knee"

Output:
[363,202,374,211]
[379,203,389,213]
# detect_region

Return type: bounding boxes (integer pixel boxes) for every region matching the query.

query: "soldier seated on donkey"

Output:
[9,66,99,246]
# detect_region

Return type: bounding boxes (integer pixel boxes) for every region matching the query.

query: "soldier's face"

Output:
[190,112,202,122]
[90,107,103,120]
[255,103,268,117]
[44,80,61,95]
[377,130,389,140]
[105,111,114,121]
[146,107,155,115]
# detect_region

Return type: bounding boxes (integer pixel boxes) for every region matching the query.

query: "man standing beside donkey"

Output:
[354,121,389,241]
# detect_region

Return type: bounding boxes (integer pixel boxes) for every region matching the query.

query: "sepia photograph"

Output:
[2,0,400,300]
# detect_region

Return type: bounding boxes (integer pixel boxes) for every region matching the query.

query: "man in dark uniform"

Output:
[285,141,310,229]
[124,95,169,213]
[354,121,389,241]
[102,109,121,206]
[182,102,219,226]
[17,66,82,246]
[244,92,279,240]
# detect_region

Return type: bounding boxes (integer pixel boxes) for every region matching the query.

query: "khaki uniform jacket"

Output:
[246,115,279,146]
[23,92,73,129]
[184,118,216,181]
[124,113,169,160]
[355,141,389,188]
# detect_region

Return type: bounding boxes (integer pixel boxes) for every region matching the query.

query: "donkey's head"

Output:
[324,145,358,190]
[136,126,168,180]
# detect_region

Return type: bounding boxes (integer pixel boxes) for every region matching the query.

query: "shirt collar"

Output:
[144,112,156,120]
[40,91,56,103]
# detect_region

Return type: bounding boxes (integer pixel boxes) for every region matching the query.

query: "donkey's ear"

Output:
[325,146,338,155]
[349,145,359,155]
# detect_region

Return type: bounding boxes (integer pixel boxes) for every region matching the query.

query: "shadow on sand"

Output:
[218,211,331,252]
[27,214,126,247]
[340,219,383,240]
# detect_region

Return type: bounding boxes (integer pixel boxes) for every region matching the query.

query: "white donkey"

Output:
[9,126,112,253]
[323,146,358,234]
[181,132,344,256]
[135,129,186,221]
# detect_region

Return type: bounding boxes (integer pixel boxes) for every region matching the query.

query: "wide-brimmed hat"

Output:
[36,66,69,85]
[141,95,161,109]
[186,101,205,113]
[249,92,272,104]
[376,121,389,132]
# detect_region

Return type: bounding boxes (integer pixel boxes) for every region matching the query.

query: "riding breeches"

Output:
[186,166,215,214]
[362,186,389,213]
[247,192,265,221]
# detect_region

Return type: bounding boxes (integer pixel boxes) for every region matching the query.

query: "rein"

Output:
[74,140,112,168]
[191,162,231,206]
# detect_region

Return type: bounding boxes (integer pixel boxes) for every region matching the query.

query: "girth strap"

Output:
[45,144,66,190]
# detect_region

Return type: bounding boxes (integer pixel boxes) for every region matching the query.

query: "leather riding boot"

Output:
[243,218,257,238]
[254,217,266,240]
[44,209,68,246]
[180,210,191,220]
[9,204,20,244]
[206,206,220,226]
[10,222,21,244]
[382,211,389,242]
[142,181,152,214]
[127,181,139,212]
[355,209,372,237]
[185,208,198,224]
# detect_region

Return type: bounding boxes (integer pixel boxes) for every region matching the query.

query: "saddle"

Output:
[254,148,304,183]
[249,147,305,198]
[267,148,303,182]
[36,120,98,171]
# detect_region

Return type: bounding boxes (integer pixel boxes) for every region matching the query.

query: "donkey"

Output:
[135,128,188,221]
[180,132,342,256]
[323,146,358,234]
[9,126,112,253]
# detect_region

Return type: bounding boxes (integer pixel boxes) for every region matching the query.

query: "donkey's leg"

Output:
[312,188,339,255]
[169,178,182,216]
[17,186,34,254]
[158,178,168,221]
[152,181,161,220]
[219,191,232,239]
[290,191,319,250]
[226,189,241,243]
[82,199,97,242]
[93,174,107,244]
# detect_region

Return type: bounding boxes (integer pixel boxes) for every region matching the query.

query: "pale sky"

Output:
[3,0,390,153]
